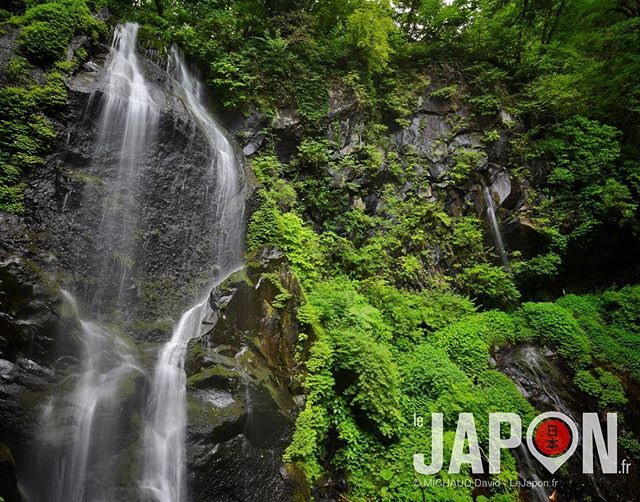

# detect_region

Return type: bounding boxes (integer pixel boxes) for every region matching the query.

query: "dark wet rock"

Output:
[0,443,20,502]
[0,258,58,366]
[0,25,20,87]
[0,259,59,500]
[416,95,453,115]
[394,114,452,162]
[184,250,310,502]
[326,85,364,156]
[501,218,550,258]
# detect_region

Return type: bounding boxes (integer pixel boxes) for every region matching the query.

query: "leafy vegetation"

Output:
[0,0,104,213]
[2,0,640,499]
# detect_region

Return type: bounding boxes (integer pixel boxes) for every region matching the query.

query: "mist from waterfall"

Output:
[139,47,244,502]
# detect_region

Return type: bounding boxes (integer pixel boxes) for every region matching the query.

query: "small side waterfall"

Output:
[482,183,510,269]
[140,48,244,502]
[500,345,608,502]
[140,298,209,502]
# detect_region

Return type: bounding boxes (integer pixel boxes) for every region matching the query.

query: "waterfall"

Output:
[26,23,244,502]
[39,291,143,502]
[27,23,158,502]
[500,345,607,502]
[481,183,510,269]
[139,48,244,502]
[90,22,159,309]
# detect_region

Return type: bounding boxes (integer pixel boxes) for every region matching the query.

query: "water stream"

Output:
[500,345,607,502]
[139,47,244,502]
[482,184,510,269]
[89,22,159,310]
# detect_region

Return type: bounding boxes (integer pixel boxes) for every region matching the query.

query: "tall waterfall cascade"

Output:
[140,47,244,502]
[25,23,245,502]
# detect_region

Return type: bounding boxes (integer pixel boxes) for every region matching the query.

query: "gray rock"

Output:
[489,168,512,205]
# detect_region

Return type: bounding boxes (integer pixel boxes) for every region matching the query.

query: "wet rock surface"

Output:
[10,40,250,338]
[0,259,58,501]
[184,249,308,501]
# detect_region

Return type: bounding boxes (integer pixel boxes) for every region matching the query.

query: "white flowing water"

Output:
[140,48,244,502]
[501,345,607,502]
[91,22,159,309]
[29,23,159,502]
[482,184,510,269]
[27,23,244,502]
[45,291,142,502]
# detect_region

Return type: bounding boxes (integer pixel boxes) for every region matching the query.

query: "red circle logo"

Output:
[533,418,572,456]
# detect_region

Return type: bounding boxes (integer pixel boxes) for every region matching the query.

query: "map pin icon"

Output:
[526,411,579,474]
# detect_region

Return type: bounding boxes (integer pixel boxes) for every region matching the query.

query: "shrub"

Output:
[512,252,562,285]
[455,263,520,309]
[247,190,323,281]
[520,302,591,368]
[574,368,628,409]
[18,0,102,66]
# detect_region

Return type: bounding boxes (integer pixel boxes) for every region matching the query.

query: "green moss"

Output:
[261,271,292,309]
[18,0,105,66]
[186,365,239,388]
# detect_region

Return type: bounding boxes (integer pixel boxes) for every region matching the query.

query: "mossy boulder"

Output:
[183,249,311,501]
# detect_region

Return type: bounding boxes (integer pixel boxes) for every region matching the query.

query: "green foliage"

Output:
[330,326,403,437]
[261,272,291,308]
[0,0,99,214]
[558,286,640,381]
[0,83,57,213]
[208,52,256,108]
[6,56,31,84]
[519,302,591,368]
[512,252,562,285]
[542,116,621,188]
[448,149,485,184]
[455,264,520,309]
[483,129,500,143]
[574,368,628,410]
[9,0,640,499]
[18,0,103,65]
[247,190,323,281]
[469,93,501,116]
[345,0,396,74]
[430,84,459,100]
[430,311,515,378]
[293,138,331,168]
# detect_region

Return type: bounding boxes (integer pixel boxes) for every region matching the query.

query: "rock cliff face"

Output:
[0,259,59,502]
[233,72,538,279]
[185,249,309,501]
[23,49,238,333]
[0,32,307,501]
